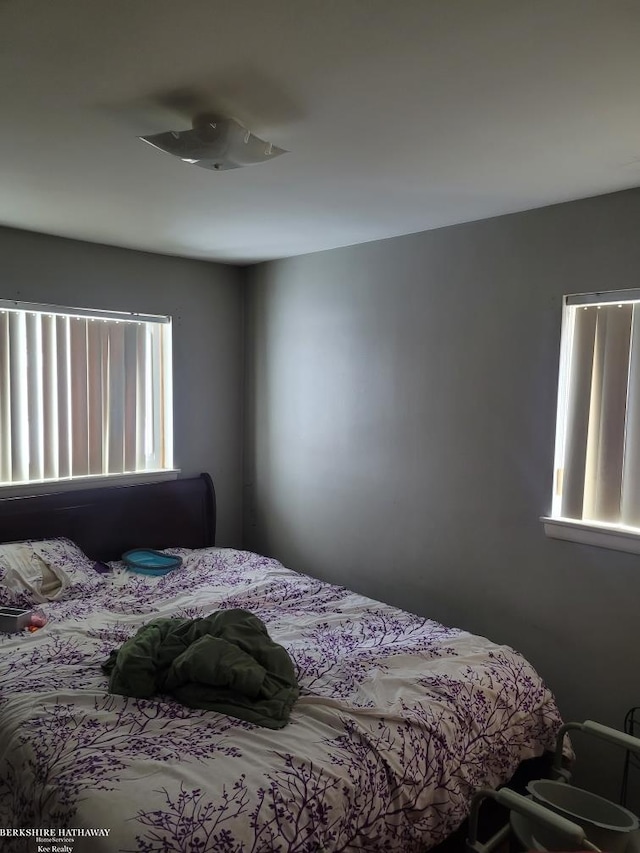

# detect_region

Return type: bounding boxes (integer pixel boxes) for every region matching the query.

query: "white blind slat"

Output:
[42,315,59,480]
[621,306,640,525]
[107,322,125,474]
[0,312,12,482]
[9,312,28,482]
[123,323,139,472]
[582,311,606,520]
[561,307,597,519]
[149,325,162,470]
[87,320,105,475]
[26,313,44,481]
[56,316,71,479]
[70,317,89,477]
[136,325,147,471]
[161,323,173,469]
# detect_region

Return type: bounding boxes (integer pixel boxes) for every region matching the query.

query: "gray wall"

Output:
[0,226,244,546]
[244,187,640,798]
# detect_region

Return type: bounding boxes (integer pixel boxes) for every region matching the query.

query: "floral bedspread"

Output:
[0,547,564,852]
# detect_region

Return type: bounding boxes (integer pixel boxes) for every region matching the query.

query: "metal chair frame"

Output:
[466,721,640,853]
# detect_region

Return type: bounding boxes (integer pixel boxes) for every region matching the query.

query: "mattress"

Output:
[0,545,564,852]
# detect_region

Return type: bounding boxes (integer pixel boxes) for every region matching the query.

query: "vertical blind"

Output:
[554,292,640,527]
[0,301,173,486]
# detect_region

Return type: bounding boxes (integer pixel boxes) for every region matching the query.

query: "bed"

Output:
[0,474,564,853]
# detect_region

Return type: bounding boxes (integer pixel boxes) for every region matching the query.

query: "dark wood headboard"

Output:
[0,474,216,561]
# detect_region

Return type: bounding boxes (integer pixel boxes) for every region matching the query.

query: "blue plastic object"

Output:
[122,549,183,576]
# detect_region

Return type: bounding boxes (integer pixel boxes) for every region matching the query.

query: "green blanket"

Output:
[102,608,299,729]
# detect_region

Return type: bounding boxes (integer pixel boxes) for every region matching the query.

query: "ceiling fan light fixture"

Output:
[139,115,286,171]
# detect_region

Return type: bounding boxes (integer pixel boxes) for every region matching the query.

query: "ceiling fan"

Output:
[139,111,287,171]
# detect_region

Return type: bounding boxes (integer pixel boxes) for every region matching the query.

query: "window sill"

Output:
[0,470,180,499]
[541,516,640,555]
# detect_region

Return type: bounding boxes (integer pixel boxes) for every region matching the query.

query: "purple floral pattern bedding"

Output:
[0,547,564,852]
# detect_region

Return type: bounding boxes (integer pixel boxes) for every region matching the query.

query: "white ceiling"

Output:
[2,0,640,264]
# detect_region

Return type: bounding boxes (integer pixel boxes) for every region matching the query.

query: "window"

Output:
[0,299,173,490]
[544,289,640,553]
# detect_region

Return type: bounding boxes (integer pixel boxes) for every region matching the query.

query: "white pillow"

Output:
[0,538,105,605]
[0,542,67,601]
